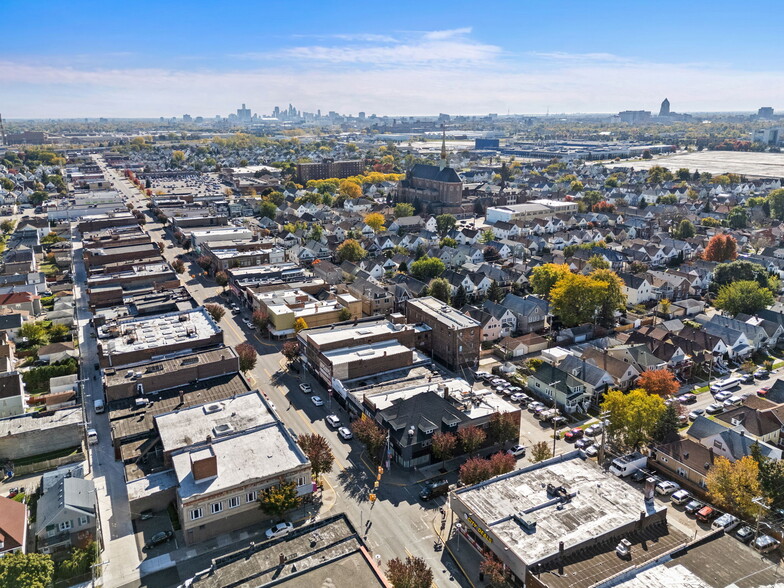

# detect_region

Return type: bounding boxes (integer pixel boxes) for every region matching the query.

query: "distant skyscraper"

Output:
[236,103,251,123]
[759,107,775,119]
[659,98,670,117]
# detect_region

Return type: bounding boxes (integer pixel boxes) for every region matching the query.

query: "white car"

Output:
[655,480,681,496]
[299,383,312,394]
[311,396,324,406]
[584,445,599,457]
[584,423,604,437]
[714,391,733,402]
[507,444,526,457]
[338,427,353,440]
[510,393,527,403]
[326,415,340,428]
[265,522,293,539]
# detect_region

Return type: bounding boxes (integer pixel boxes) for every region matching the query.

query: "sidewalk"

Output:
[140,480,338,578]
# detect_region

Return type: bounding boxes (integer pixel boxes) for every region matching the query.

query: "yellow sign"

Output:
[369,493,376,502]
[466,515,493,544]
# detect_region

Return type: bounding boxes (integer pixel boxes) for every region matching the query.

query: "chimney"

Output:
[443,385,449,400]
[190,447,218,482]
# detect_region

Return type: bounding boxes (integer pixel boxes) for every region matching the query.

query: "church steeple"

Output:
[439,124,447,171]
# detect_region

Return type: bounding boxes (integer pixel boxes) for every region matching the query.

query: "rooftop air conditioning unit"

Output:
[204,403,222,414]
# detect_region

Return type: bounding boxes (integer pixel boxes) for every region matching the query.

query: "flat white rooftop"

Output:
[408,297,480,330]
[306,321,410,347]
[454,452,662,565]
[155,391,276,454]
[173,424,308,501]
[99,307,220,356]
[323,340,410,366]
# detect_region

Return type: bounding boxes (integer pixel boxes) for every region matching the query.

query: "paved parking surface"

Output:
[134,511,179,559]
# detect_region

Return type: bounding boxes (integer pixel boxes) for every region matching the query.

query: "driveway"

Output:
[134,510,179,559]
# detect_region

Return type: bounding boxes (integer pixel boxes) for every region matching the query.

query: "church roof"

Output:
[409,164,461,184]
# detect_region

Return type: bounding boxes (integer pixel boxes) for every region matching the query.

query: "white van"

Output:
[87,429,98,445]
[94,399,105,414]
[712,513,739,532]
[710,378,741,394]
[671,489,691,505]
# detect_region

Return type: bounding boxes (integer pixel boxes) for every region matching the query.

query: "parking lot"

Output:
[133,509,179,559]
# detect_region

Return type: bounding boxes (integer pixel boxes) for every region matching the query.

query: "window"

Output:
[59,520,72,532]
[246,491,258,503]
[211,502,223,514]
[78,516,88,527]
[190,508,203,521]
[228,496,240,509]
[297,476,307,486]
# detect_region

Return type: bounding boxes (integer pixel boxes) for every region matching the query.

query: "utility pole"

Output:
[598,411,611,467]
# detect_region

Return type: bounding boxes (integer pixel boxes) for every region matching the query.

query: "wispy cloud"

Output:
[291,33,398,43]
[423,27,472,40]
[531,51,633,63]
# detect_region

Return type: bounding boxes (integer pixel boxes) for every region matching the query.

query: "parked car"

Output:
[510,393,527,403]
[684,500,704,515]
[265,522,293,539]
[7,488,19,498]
[696,506,719,522]
[299,383,312,393]
[705,403,725,415]
[563,428,584,441]
[551,416,567,427]
[143,530,174,550]
[671,489,690,505]
[741,373,755,384]
[528,401,545,413]
[655,481,681,496]
[326,415,340,428]
[754,369,770,379]
[757,386,771,397]
[575,438,593,449]
[714,391,733,402]
[311,396,324,407]
[140,509,154,520]
[735,525,755,544]
[338,427,353,440]
[688,408,705,421]
[752,534,780,554]
[677,393,697,404]
[507,444,526,457]
[584,445,599,457]
[723,396,742,407]
[712,513,740,532]
[584,423,604,437]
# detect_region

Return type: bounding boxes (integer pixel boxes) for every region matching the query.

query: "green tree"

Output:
[675,168,691,181]
[432,432,457,468]
[672,219,695,239]
[235,342,257,372]
[706,456,763,519]
[569,180,584,192]
[386,556,434,588]
[338,307,352,321]
[0,219,16,234]
[439,237,457,248]
[258,481,299,516]
[601,388,666,450]
[214,271,228,289]
[588,254,610,270]
[19,322,49,345]
[550,273,607,327]
[530,441,552,463]
[394,202,415,218]
[647,166,673,183]
[336,239,367,262]
[0,552,54,588]
[0,177,14,191]
[767,188,784,220]
[172,150,186,164]
[714,280,774,316]
[298,434,334,482]
[582,190,603,208]
[751,442,784,509]
[590,268,627,328]
[530,263,571,298]
[451,285,468,309]
[652,404,681,443]
[435,214,457,236]
[410,257,445,281]
[487,280,504,303]
[726,206,748,229]
[479,229,496,243]
[427,278,451,303]
[259,200,278,220]
[712,260,776,291]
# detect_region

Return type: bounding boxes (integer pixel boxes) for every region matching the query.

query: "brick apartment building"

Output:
[296,159,364,183]
[406,296,481,370]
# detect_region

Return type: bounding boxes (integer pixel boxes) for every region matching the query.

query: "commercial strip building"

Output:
[253,288,362,338]
[485,199,579,223]
[450,452,684,587]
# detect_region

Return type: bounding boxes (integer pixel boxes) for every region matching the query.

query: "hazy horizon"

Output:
[2,0,782,119]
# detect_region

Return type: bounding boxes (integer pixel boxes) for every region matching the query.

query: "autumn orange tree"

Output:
[703,233,738,262]
[431,432,457,468]
[706,456,763,518]
[636,369,680,397]
[458,426,486,456]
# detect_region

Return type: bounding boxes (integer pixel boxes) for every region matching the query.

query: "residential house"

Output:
[650,438,715,492]
[462,306,502,343]
[686,416,782,462]
[0,371,25,418]
[526,362,592,414]
[499,333,548,358]
[618,272,655,305]
[37,341,78,364]
[36,477,97,554]
[581,347,641,391]
[0,496,27,555]
[499,294,548,334]
[481,300,517,338]
[556,354,615,408]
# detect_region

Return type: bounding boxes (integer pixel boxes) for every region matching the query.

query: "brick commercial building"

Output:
[81,226,151,250]
[296,159,364,183]
[103,347,240,401]
[406,296,480,370]
[87,263,180,308]
[83,242,161,269]
[77,211,139,233]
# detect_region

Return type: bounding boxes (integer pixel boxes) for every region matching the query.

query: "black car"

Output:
[735,525,755,544]
[677,393,697,405]
[143,530,174,551]
[741,374,755,385]
[684,500,704,515]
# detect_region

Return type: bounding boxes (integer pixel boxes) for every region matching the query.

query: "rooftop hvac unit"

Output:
[136,383,144,394]
[204,403,222,414]
[513,513,537,532]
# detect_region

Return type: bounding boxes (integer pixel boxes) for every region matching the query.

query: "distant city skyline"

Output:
[2,0,783,118]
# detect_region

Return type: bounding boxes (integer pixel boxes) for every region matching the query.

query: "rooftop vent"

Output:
[513,513,537,532]
[203,403,222,414]
[408,426,416,437]
[213,423,234,437]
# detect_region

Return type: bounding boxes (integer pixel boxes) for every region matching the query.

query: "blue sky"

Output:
[2,0,782,118]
